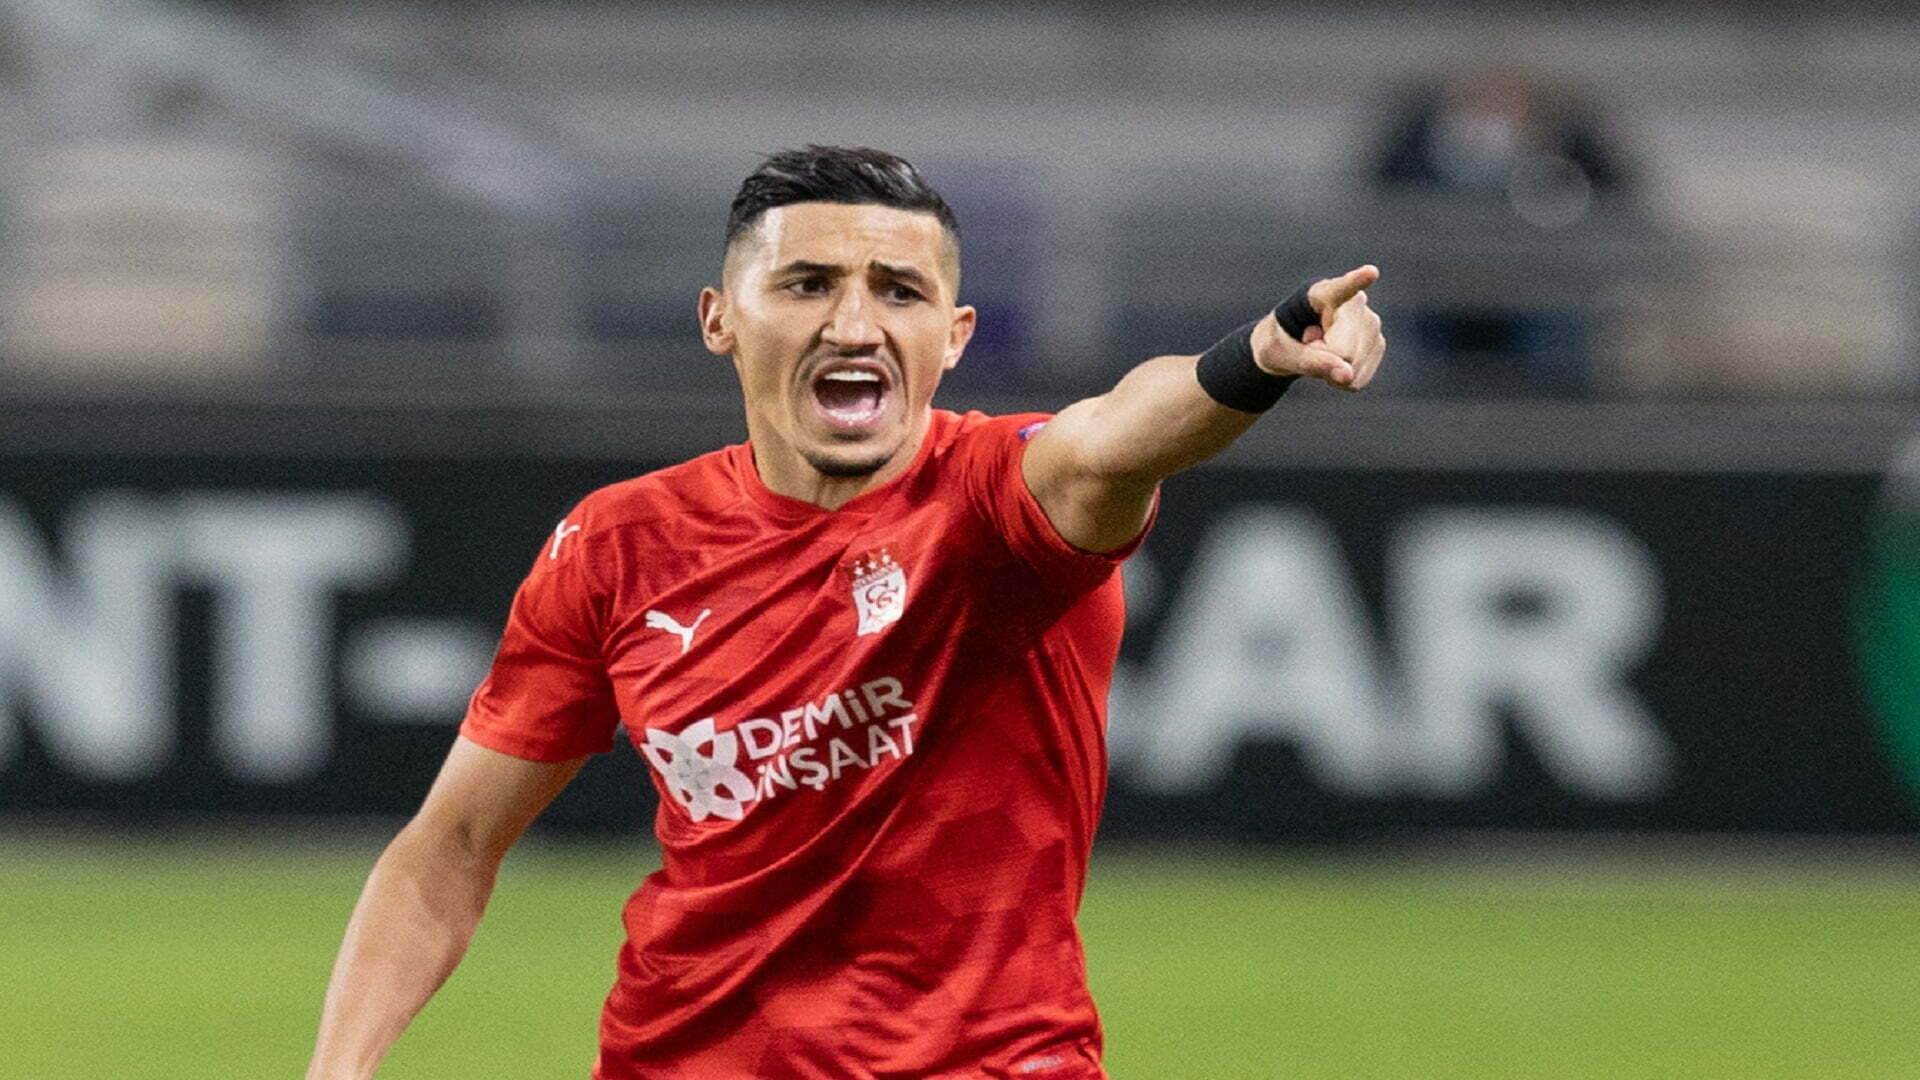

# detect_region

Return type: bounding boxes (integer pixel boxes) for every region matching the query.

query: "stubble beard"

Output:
[802,445,894,479]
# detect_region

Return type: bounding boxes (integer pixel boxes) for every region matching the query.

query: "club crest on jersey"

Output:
[845,549,908,636]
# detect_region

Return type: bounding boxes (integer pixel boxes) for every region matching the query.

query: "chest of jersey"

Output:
[597,490,1014,830]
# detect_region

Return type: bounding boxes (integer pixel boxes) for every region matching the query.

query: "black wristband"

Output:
[1273,284,1319,341]
[1195,319,1297,413]
[1193,284,1319,413]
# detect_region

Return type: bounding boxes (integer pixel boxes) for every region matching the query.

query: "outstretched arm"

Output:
[306,737,586,1080]
[1022,265,1385,552]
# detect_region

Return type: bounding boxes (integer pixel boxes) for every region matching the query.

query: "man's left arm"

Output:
[1022,265,1386,553]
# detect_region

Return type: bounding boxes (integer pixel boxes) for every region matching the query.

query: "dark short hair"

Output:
[724,145,960,255]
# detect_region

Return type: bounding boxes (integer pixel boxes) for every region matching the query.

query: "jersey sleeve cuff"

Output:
[1007,433,1159,577]
[459,712,614,762]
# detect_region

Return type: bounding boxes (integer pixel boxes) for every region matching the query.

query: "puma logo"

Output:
[645,608,712,654]
[549,520,582,559]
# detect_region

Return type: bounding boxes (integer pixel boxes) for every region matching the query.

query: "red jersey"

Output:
[461,409,1146,1080]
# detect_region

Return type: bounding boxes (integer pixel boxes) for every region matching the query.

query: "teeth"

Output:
[821,370,881,383]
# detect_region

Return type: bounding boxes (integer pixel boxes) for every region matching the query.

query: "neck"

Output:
[748,411,933,511]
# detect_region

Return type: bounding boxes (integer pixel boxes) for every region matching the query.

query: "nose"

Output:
[820,285,883,352]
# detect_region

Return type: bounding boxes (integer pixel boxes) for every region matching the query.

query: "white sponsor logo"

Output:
[548,519,581,559]
[640,677,920,822]
[845,550,907,636]
[640,717,758,822]
[644,607,711,654]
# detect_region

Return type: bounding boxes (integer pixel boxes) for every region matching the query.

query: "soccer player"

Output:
[306,145,1385,1080]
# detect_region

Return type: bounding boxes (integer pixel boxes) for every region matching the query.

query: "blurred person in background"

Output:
[1375,68,1632,195]
[1371,67,1639,395]
[306,145,1386,1080]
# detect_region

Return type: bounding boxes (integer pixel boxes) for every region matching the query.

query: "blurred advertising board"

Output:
[0,425,1913,840]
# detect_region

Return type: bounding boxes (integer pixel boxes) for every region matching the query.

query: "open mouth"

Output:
[810,361,892,433]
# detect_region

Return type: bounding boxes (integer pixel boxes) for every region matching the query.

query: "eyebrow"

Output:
[772,260,845,279]
[771,259,935,291]
[871,261,932,290]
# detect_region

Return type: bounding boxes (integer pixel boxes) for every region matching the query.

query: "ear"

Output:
[942,305,976,371]
[698,287,733,356]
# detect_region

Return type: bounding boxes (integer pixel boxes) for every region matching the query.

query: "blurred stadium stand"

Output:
[0,0,1912,402]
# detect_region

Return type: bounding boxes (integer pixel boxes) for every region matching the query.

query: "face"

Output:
[699,202,974,489]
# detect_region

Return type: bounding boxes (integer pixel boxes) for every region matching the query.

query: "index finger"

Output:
[1310,264,1381,314]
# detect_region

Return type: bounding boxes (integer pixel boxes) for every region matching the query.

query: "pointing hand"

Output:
[1253,265,1387,392]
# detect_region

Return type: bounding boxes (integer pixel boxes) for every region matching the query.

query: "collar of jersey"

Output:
[731,410,951,520]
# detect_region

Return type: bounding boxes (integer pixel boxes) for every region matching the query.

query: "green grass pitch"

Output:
[5,830,1918,1078]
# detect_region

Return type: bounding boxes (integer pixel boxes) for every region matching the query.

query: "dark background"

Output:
[4,435,1905,841]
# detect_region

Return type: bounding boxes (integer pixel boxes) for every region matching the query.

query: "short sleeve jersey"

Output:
[462,409,1147,1080]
